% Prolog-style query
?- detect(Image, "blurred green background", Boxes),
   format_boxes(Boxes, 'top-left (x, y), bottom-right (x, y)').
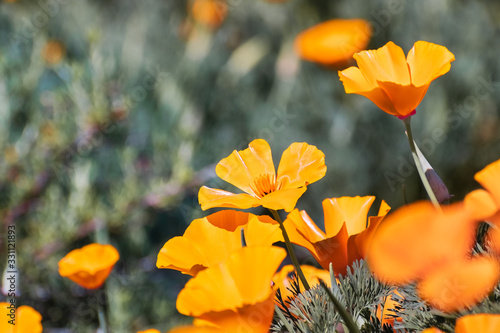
top-left (0, 0), bottom-right (499, 331)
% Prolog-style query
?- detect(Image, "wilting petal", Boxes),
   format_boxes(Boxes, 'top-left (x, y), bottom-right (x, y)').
top-left (418, 257), bottom-right (500, 313)
top-left (0, 304), bottom-right (43, 333)
top-left (475, 158), bottom-right (500, 206)
top-left (258, 186), bottom-right (308, 212)
top-left (455, 314), bottom-right (500, 333)
top-left (407, 41), bottom-right (455, 87)
top-left (354, 41), bottom-right (410, 86)
top-left (157, 211), bottom-right (281, 275)
top-left (177, 246), bottom-right (286, 316)
top-left (294, 19), bottom-right (372, 67)
top-left (368, 202), bottom-right (477, 285)
top-left (377, 81), bottom-right (429, 117)
top-left (199, 186), bottom-right (261, 211)
top-left (464, 189), bottom-right (498, 221)
top-left (58, 243), bottom-right (119, 289)
top-left (277, 142), bottom-right (326, 190)
top-left (323, 196), bottom-right (375, 236)
top-left (215, 139), bottom-right (276, 196)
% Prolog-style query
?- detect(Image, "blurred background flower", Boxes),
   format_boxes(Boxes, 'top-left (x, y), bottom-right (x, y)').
top-left (1, 0), bottom-right (500, 331)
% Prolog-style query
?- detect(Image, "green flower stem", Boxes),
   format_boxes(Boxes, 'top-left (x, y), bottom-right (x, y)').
top-left (403, 118), bottom-right (440, 209)
top-left (319, 280), bottom-right (361, 333)
top-left (269, 209), bottom-right (310, 291)
top-left (97, 298), bottom-right (108, 333)
top-left (274, 305), bottom-right (295, 332)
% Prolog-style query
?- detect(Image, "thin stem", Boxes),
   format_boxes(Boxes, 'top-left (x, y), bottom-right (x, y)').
top-left (319, 280), bottom-right (361, 333)
top-left (274, 305), bottom-right (295, 332)
top-left (269, 209), bottom-right (310, 290)
top-left (403, 118), bottom-right (440, 209)
top-left (97, 300), bottom-right (108, 333)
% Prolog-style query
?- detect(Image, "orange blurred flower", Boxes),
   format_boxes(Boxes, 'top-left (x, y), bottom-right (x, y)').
top-left (41, 40), bottom-right (66, 65)
top-left (0, 303), bottom-right (43, 333)
top-left (455, 313), bottom-right (500, 333)
top-left (137, 330), bottom-right (161, 333)
top-left (294, 19), bottom-right (372, 67)
top-left (339, 41), bottom-right (455, 118)
top-left (199, 139), bottom-right (326, 212)
top-left (156, 210), bottom-right (282, 276)
top-left (58, 243), bottom-right (119, 289)
top-left (168, 326), bottom-right (223, 333)
top-left (368, 202), bottom-right (500, 312)
top-left (283, 196), bottom-right (390, 275)
top-left (190, 0), bottom-right (227, 29)
top-left (176, 246), bottom-right (286, 332)
top-left (273, 264), bottom-right (331, 302)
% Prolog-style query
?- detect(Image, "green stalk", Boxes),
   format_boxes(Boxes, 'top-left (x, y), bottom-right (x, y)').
top-left (270, 209), bottom-right (310, 290)
top-left (274, 305), bottom-right (295, 332)
top-left (97, 299), bottom-right (108, 333)
top-left (319, 280), bottom-right (361, 333)
top-left (402, 118), bottom-right (440, 209)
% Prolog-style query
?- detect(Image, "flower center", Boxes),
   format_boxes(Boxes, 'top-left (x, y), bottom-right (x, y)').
top-left (251, 173), bottom-right (281, 198)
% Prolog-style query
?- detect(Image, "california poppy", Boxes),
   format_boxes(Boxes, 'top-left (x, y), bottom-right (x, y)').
top-left (455, 313), bottom-right (500, 333)
top-left (157, 210), bottom-right (282, 275)
top-left (339, 41), bottom-right (455, 118)
top-left (41, 40), bottom-right (66, 65)
top-left (58, 243), bottom-right (119, 289)
top-left (273, 264), bottom-right (331, 302)
top-left (283, 196), bottom-right (390, 275)
top-left (0, 304), bottom-right (43, 333)
top-left (176, 246), bottom-right (286, 332)
top-left (295, 19), bottom-right (372, 67)
top-left (190, 0), bottom-right (227, 29)
top-left (199, 139), bottom-right (326, 212)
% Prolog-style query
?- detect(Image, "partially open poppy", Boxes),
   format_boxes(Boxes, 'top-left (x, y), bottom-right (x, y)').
top-left (176, 246), bottom-right (286, 332)
top-left (455, 313), bottom-right (500, 333)
top-left (339, 41), bottom-right (455, 118)
top-left (283, 196), bottom-right (390, 275)
top-left (58, 243), bottom-right (119, 289)
top-left (295, 19), bottom-right (372, 67)
top-left (199, 139), bottom-right (326, 212)
top-left (157, 210), bottom-right (282, 275)
top-left (0, 303), bottom-right (43, 333)
top-left (273, 265), bottom-right (331, 303)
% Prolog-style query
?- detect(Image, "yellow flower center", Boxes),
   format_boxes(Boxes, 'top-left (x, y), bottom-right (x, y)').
top-left (251, 173), bottom-right (281, 198)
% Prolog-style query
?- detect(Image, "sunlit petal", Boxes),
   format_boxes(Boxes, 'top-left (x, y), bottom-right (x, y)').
top-left (475, 158), bottom-right (500, 206)
top-left (284, 209), bottom-right (326, 243)
top-left (277, 142), bottom-right (326, 189)
top-left (323, 196), bottom-right (375, 236)
top-left (0, 304), bottom-right (43, 333)
top-left (215, 139), bottom-right (275, 196)
top-left (377, 81), bottom-right (429, 117)
top-left (198, 186), bottom-right (261, 210)
top-left (273, 265), bottom-right (331, 302)
top-left (407, 41), bottom-right (455, 87)
top-left (464, 189), bottom-right (498, 220)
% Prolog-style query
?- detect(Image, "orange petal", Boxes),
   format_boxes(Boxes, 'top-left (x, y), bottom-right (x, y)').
top-left (485, 213), bottom-right (500, 256)
top-left (376, 81), bottom-right (429, 117)
top-left (421, 329), bottom-right (446, 333)
top-left (0, 304), bottom-right (43, 333)
top-left (168, 326), bottom-right (222, 333)
top-left (204, 210), bottom-right (256, 231)
top-left (407, 41), bottom-right (455, 87)
top-left (464, 189), bottom-right (498, 221)
top-left (294, 19), bottom-right (372, 66)
top-left (418, 257), bottom-right (500, 313)
top-left (367, 202), bottom-right (477, 285)
top-left (312, 223), bottom-right (350, 274)
top-left (190, 0), bottom-right (227, 29)
top-left (176, 246), bottom-right (286, 316)
top-left (258, 186), bottom-right (308, 212)
top-left (375, 289), bottom-right (403, 327)
top-left (284, 209), bottom-right (326, 243)
top-left (455, 314), bottom-right (500, 333)
top-left (215, 139), bottom-right (275, 196)
top-left (276, 142), bottom-right (326, 190)
top-left (475, 158), bottom-right (500, 206)
top-left (138, 329), bottom-right (161, 333)
top-left (58, 243), bottom-right (119, 289)
top-left (323, 196), bottom-right (375, 236)
top-left (353, 41), bottom-right (410, 86)
top-left (273, 265), bottom-right (331, 302)
top-left (198, 186), bottom-right (261, 211)
top-left (377, 200), bottom-right (391, 217)
top-left (348, 214), bottom-right (385, 263)
top-left (243, 215), bottom-right (283, 246)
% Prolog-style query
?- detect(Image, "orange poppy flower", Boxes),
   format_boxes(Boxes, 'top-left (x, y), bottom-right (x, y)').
top-left (199, 139), bottom-right (326, 212)
top-left (283, 196), bottom-right (390, 275)
top-left (273, 265), bottom-right (331, 302)
top-left (418, 256), bottom-right (500, 313)
top-left (58, 243), bottom-right (119, 289)
top-left (190, 0), bottom-right (227, 29)
top-left (455, 313), bottom-right (500, 333)
top-left (138, 330), bottom-right (161, 333)
top-left (156, 210), bottom-right (282, 276)
top-left (41, 40), bottom-right (66, 65)
top-left (0, 303), bottom-right (43, 333)
top-left (176, 246), bottom-right (286, 332)
top-left (294, 19), bottom-right (372, 67)
top-left (168, 326), bottom-right (223, 333)
top-left (339, 41), bottom-right (455, 118)
top-left (367, 202), bottom-right (478, 285)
